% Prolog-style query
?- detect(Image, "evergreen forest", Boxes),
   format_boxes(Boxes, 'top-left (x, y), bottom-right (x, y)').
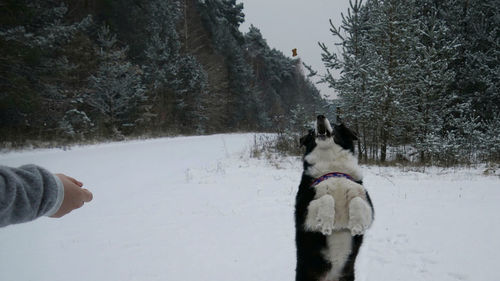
top-left (0, 0), bottom-right (323, 144)
top-left (1, 0), bottom-right (498, 165)
top-left (320, 0), bottom-right (499, 164)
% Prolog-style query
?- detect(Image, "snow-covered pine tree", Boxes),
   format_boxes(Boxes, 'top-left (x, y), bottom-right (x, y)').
top-left (451, 0), bottom-right (500, 123)
top-left (58, 109), bottom-right (94, 140)
top-left (85, 25), bottom-right (146, 138)
top-left (244, 25), bottom-right (292, 128)
top-left (369, 0), bottom-right (425, 162)
top-left (405, 0), bottom-right (459, 163)
top-left (447, 0), bottom-right (499, 163)
top-left (143, 0), bottom-right (208, 134)
top-left (319, 0), bottom-right (499, 164)
top-left (0, 0), bottom-right (92, 141)
top-left (407, 0), bottom-right (499, 164)
top-left (479, 114), bottom-right (500, 162)
top-left (196, 0), bottom-right (258, 130)
top-left (320, 0), bottom-right (380, 161)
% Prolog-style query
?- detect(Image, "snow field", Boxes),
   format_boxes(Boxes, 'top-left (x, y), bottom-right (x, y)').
top-left (0, 134), bottom-right (499, 281)
top-left (359, 166), bottom-right (500, 281)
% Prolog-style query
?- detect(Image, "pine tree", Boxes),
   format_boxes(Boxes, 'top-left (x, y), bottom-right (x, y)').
top-left (0, 0), bottom-right (92, 141)
top-left (451, 0), bottom-right (500, 122)
top-left (143, 0), bottom-right (208, 134)
top-left (320, 0), bottom-right (379, 160)
top-left (85, 25), bottom-right (146, 138)
top-left (397, 0), bottom-right (455, 162)
top-left (320, 0), bottom-right (499, 164)
top-left (196, 0), bottom-right (257, 130)
top-left (58, 109), bottom-right (94, 140)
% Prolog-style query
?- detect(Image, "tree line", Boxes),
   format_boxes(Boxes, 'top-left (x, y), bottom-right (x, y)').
top-left (0, 0), bottom-right (323, 146)
top-left (319, 0), bottom-right (499, 165)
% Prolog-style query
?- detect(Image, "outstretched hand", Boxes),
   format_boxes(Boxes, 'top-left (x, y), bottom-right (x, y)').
top-left (51, 174), bottom-right (93, 218)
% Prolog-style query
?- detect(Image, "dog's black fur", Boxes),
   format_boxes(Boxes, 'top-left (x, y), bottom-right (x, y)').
top-left (295, 116), bottom-right (373, 281)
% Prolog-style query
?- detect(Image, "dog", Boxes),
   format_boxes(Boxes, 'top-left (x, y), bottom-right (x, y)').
top-left (295, 115), bottom-right (374, 281)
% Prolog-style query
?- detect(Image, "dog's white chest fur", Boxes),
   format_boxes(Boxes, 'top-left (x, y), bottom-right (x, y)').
top-left (304, 138), bottom-right (362, 181)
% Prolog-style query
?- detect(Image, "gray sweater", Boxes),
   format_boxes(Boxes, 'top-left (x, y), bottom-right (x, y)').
top-left (0, 165), bottom-right (64, 227)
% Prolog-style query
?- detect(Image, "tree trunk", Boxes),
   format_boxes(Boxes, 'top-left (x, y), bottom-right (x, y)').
top-left (363, 124), bottom-right (368, 162)
top-left (356, 122), bottom-right (363, 161)
top-left (380, 128), bottom-right (387, 163)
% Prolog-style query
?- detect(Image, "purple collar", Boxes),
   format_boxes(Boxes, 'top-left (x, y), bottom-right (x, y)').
top-left (311, 172), bottom-right (356, 187)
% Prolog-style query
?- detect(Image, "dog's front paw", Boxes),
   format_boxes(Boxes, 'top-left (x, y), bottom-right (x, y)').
top-left (305, 195), bottom-right (335, 235)
top-left (349, 223), bottom-right (366, 236)
top-left (317, 200), bottom-right (335, 235)
top-left (348, 197), bottom-right (373, 236)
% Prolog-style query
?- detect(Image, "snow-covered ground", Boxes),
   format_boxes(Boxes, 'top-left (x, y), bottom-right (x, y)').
top-left (0, 134), bottom-right (499, 281)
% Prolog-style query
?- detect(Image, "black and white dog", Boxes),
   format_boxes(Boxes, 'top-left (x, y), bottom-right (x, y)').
top-left (295, 115), bottom-right (374, 281)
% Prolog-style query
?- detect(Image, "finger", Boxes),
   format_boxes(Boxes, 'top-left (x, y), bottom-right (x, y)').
top-left (81, 188), bottom-right (93, 202)
top-left (75, 200), bottom-right (84, 209)
top-left (67, 175), bottom-right (83, 187)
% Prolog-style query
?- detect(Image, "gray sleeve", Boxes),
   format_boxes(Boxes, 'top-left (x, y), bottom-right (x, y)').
top-left (0, 165), bottom-right (64, 227)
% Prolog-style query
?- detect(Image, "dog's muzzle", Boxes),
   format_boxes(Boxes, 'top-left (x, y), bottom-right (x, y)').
top-left (316, 115), bottom-right (332, 139)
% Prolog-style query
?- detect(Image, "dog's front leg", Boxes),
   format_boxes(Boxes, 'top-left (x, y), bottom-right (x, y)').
top-left (305, 195), bottom-right (335, 235)
top-left (347, 197), bottom-right (373, 235)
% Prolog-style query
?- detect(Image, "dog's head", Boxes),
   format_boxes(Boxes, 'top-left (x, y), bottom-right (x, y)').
top-left (300, 115), bottom-right (358, 155)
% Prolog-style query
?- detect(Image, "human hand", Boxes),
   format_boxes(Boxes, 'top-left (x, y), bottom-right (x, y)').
top-left (50, 174), bottom-right (93, 218)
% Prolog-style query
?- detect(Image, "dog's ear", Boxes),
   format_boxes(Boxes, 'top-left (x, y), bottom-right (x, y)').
top-left (299, 135), bottom-right (307, 147)
top-left (345, 126), bottom-right (358, 141)
top-left (333, 124), bottom-right (358, 153)
top-left (299, 129), bottom-right (315, 147)
top-left (335, 123), bottom-right (358, 141)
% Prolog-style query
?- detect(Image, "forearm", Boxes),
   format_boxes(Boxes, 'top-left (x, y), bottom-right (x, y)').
top-left (0, 165), bottom-right (64, 227)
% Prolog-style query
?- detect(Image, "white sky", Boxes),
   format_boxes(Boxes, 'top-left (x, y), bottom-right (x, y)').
top-left (238, 0), bottom-right (352, 99)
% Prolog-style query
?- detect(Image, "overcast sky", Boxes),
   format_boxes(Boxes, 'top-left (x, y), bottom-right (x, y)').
top-left (238, 0), bottom-right (352, 99)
